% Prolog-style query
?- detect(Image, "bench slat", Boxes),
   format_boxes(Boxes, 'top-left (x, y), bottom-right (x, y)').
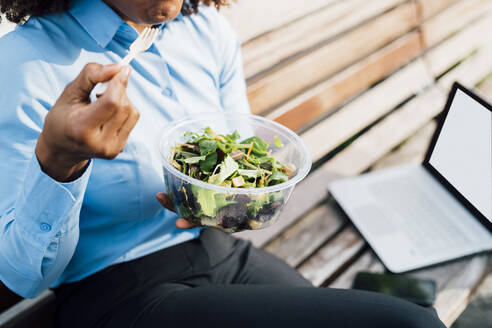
top-left (478, 74), bottom-right (492, 101)
top-left (222, 0), bottom-right (338, 43)
top-left (323, 87), bottom-right (446, 176)
top-left (264, 203), bottom-right (346, 267)
top-left (424, 15), bottom-right (492, 77)
top-left (302, 58), bottom-right (432, 163)
top-left (329, 250), bottom-right (385, 289)
top-left (411, 255), bottom-right (492, 327)
top-left (247, 2), bottom-right (419, 114)
top-left (297, 226), bottom-right (366, 287)
top-left (417, 0), bottom-right (461, 21)
top-left (269, 32), bottom-right (422, 131)
top-left (421, 0), bottom-right (491, 47)
top-left (438, 43), bottom-right (492, 90)
top-left (371, 121), bottom-right (438, 171)
top-left (241, 0), bottom-right (405, 79)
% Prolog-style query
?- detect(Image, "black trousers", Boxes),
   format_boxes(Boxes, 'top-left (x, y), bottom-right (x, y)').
top-left (54, 229), bottom-right (446, 328)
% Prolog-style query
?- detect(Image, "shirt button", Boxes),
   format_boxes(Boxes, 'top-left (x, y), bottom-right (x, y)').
top-left (162, 87), bottom-right (173, 98)
top-left (40, 223), bottom-right (52, 232)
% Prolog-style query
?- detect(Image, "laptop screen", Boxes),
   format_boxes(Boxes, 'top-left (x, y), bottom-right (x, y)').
top-left (428, 87), bottom-right (492, 222)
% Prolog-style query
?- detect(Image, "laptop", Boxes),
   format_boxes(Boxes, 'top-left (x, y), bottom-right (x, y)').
top-left (328, 82), bottom-right (492, 273)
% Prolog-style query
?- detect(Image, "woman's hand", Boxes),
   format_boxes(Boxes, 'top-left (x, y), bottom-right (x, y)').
top-left (35, 63), bottom-right (140, 182)
top-left (156, 192), bottom-right (198, 229)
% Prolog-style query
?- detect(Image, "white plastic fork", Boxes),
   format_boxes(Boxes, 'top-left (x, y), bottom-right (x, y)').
top-left (90, 25), bottom-right (160, 102)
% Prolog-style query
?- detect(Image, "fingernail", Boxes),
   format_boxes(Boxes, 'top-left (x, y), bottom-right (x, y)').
top-left (122, 65), bottom-right (131, 78)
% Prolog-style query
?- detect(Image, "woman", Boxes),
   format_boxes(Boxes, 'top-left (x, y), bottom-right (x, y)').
top-left (0, 0), bottom-right (447, 327)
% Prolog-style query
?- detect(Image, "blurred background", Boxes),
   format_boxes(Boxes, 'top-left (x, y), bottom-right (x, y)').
top-left (1, 0), bottom-right (491, 327)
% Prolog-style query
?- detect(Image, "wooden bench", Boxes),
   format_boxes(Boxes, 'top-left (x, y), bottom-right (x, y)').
top-left (1, 0), bottom-right (492, 326)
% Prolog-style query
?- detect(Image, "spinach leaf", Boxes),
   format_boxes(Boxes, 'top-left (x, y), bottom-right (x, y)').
top-left (199, 139), bottom-right (217, 156)
top-left (241, 136), bottom-right (270, 155)
top-left (200, 152), bottom-right (218, 172)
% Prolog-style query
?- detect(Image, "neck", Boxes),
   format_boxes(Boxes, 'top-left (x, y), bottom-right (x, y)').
top-left (103, 1), bottom-right (151, 34)
top-left (126, 21), bottom-right (151, 34)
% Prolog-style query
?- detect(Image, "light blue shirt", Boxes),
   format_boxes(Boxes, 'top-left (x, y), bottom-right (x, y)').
top-left (0, 0), bottom-right (250, 298)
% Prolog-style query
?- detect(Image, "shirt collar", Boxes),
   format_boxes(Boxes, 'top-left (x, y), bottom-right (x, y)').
top-left (69, 0), bottom-right (124, 48)
top-left (69, 0), bottom-right (183, 48)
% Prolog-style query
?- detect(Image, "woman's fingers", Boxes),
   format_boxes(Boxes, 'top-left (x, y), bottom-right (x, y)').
top-left (116, 102), bottom-right (140, 138)
top-left (156, 192), bottom-right (175, 212)
top-left (86, 66), bottom-right (132, 126)
top-left (156, 193), bottom-right (198, 229)
top-left (175, 218), bottom-right (198, 230)
top-left (66, 63), bottom-right (122, 102)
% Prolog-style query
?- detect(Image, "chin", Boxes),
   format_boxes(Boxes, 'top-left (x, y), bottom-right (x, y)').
top-left (145, 3), bottom-right (181, 24)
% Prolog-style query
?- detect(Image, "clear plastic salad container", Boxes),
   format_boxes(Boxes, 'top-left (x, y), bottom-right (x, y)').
top-left (159, 112), bottom-right (311, 233)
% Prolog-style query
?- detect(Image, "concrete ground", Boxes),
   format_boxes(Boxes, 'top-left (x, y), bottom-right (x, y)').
top-left (451, 271), bottom-right (492, 328)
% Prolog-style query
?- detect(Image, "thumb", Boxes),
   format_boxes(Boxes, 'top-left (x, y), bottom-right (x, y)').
top-left (100, 65), bottom-right (131, 103)
top-left (66, 63), bottom-right (122, 101)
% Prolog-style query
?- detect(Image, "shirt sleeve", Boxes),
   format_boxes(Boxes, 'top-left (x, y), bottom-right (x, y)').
top-left (0, 32), bottom-right (90, 298)
top-left (216, 11), bottom-right (251, 115)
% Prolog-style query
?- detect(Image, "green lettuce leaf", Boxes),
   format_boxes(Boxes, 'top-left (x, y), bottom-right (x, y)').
top-left (238, 169), bottom-right (260, 179)
top-left (183, 155), bottom-right (207, 164)
top-left (273, 135), bottom-right (284, 148)
top-left (191, 186), bottom-right (236, 217)
top-left (268, 171), bottom-right (289, 184)
top-left (209, 156), bottom-right (239, 185)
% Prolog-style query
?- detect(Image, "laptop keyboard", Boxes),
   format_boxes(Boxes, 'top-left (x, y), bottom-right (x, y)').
top-left (368, 177), bottom-right (470, 254)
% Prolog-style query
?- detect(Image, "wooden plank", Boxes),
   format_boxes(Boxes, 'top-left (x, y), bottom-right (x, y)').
top-left (301, 58), bottom-right (433, 163)
top-left (477, 74), bottom-right (492, 102)
top-left (324, 41), bottom-right (492, 176)
top-left (264, 203), bottom-right (346, 267)
top-left (236, 169), bottom-right (340, 247)
top-left (438, 43), bottom-right (492, 91)
top-left (410, 255), bottom-right (492, 326)
top-left (371, 121), bottom-right (437, 171)
top-left (247, 2), bottom-right (420, 114)
top-left (417, 0), bottom-right (461, 21)
top-left (324, 87), bottom-right (446, 176)
top-left (222, 0), bottom-right (337, 43)
top-left (242, 0), bottom-right (405, 79)
top-left (269, 32), bottom-right (422, 131)
top-left (329, 251), bottom-right (385, 289)
top-left (421, 0), bottom-right (492, 48)
top-left (297, 226), bottom-right (366, 287)
top-left (424, 15), bottom-right (492, 77)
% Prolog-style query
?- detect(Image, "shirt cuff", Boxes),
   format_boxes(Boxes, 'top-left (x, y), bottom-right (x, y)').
top-left (14, 155), bottom-right (92, 244)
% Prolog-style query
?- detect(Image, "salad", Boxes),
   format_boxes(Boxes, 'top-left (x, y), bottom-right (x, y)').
top-left (166, 127), bottom-right (296, 232)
